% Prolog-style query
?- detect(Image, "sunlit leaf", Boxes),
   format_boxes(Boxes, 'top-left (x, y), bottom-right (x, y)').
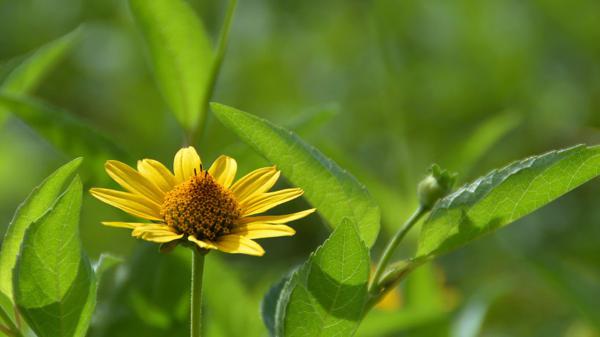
top-left (13, 177), bottom-right (96, 337)
top-left (0, 157), bottom-right (82, 303)
top-left (277, 219), bottom-right (370, 337)
top-left (417, 144), bottom-right (600, 258)
top-left (211, 103), bottom-right (381, 246)
top-left (129, 0), bottom-right (214, 131)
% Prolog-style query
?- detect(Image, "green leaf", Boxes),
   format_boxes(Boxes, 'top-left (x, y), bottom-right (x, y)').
top-left (417, 144), bottom-right (600, 258)
top-left (0, 157), bottom-right (82, 303)
top-left (277, 219), bottom-right (370, 337)
top-left (0, 27), bottom-right (81, 125)
top-left (211, 103), bottom-right (381, 247)
top-left (261, 270), bottom-right (296, 337)
top-left (129, 0), bottom-right (214, 131)
top-left (0, 94), bottom-right (128, 176)
top-left (13, 177), bottom-right (96, 337)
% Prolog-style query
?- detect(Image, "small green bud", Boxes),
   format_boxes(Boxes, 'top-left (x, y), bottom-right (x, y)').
top-left (417, 164), bottom-right (457, 210)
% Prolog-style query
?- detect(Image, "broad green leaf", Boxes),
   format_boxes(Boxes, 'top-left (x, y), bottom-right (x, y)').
top-left (277, 219), bottom-right (370, 337)
top-left (211, 103), bottom-right (381, 246)
top-left (0, 94), bottom-right (128, 177)
top-left (129, 0), bottom-right (214, 131)
top-left (0, 27), bottom-right (81, 125)
top-left (0, 157), bottom-right (82, 302)
top-left (417, 144), bottom-right (600, 258)
top-left (13, 177), bottom-right (96, 337)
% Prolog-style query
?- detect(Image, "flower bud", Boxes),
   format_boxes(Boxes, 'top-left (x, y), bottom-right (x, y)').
top-left (417, 164), bottom-right (456, 210)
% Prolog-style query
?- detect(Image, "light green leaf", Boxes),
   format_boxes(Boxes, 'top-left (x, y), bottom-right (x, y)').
top-left (0, 27), bottom-right (81, 125)
top-left (211, 103), bottom-right (381, 246)
top-left (277, 219), bottom-right (370, 337)
top-left (13, 177), bottom-right (96, 337)
top-left (0, 94), bottom-right (128, 176)
top-left (0, 157), bottom-right (82, 303)
top-left (129, 0), bottom-right (214, 131)
top-left (417, 144), bottom-right (600, 258)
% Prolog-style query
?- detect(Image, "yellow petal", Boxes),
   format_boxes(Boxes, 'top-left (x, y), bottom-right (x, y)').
top-left (230, 166), bottom-right (280, 203)
top-left (208, 155), bottom-right (237, 188)
top-left (137, 159), bottom-right (177, 193)
top-left (132, 226), bottom-right (183, 243)
top-left (101, 221), bottom-right (152, 229)
top-left (90, 188), bottom-right (162, 221)
top-left (215, 235), bottom-right (265, 256)
top-left (105, 160), bottom-right (164, 204)
top-left (173, 146), bottom-right (202, 183)
top-left (238, 208), bottom-right (316, 225)
top-left (241, 188), bottom-right (304, 216)
top-left (188, 236), bottom-right (219, 250)
top-left (231, 224), bottom-right (296, 239)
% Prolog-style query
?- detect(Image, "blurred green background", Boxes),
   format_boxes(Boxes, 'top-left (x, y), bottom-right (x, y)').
top-left (1, 0), bottom-right (600, 336)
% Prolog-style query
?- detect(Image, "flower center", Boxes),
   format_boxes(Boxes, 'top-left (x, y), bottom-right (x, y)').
top-left (160, 171), bottom-right (241, 241)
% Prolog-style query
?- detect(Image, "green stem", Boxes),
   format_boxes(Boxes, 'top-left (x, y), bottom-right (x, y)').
top-left (189, 0), bottom-right (238, 144)
top-left (190, 249), bottom-right (206, 337)
top-left (0, 305), bottom-right (22, 337)
top-left (369, 206), bottom-right (428, 293)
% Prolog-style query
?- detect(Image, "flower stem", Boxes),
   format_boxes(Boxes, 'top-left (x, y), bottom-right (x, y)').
top-left (190, 249), bottom-right (206, 337)
top-left (369, 206), bottom-right (428, 293)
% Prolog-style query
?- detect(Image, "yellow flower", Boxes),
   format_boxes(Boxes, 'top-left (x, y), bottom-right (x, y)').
top-left (90, 147), bottom-right (315, 256)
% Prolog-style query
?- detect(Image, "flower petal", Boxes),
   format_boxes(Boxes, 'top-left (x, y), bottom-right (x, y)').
top-left (230, 224), bottom-right (296, 239)
top-left (241, 188), bottom-right (304, 216)
top-left (230, 166), bottom-right (280, 202)
top-left (188, 236), bottom-right (219, 250)
top-left (137, 159), bottom-right (177, 193)
top-left (238, 208), bottom-right (316, 225)
top-left (132, 225), bottom-right (183, 243)
top-left (173, 146), bottom-right (202, 183)
top-left (208, 155), bottom-right (237, 188)
top-left (90, 188), bottom-right (162, 221)
top-left (101, 221), bottom-right (154, 229)
top-left (105, 160), bottom-right (164, 204)
top-left (215, 235), bottom-right (265, 256)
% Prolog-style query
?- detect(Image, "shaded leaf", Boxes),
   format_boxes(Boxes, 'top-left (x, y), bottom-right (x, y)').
top-left (0, 157), bottom-right (82, 302)
top-left (277, 219), bottom-right (370, 337)
top-left (211, 103), bottom-right (380, 246)
top-left (0, 27), bottom-right (81, 124)
top-left (13, 177), bottom-right (96, 337)
top-left (261, 269), bottom-right (296, 337)
top-left (417, 145), bottom-right (600, 258)
top-left (93, 254), bottom-right (123, 283)
top-left (0, 94), bottom-right (128, 178)
top-left (129, 0), bottom-right (214, 131)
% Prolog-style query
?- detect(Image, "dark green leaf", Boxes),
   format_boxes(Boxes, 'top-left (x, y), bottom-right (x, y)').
top-left (417, 145), bottom-right (600, 258)
top-left (129, 0), bottom-right (214, 131)
top-left (261, 269), bottom-right (296, 337)
top-left (13, 177), bottom-right (96, 337)
top-left (277, 219), bottom-right (370, 337)
top-left (211, 103), bottom-right (381, 246)
top-left (0, 157), bottom-right (82, 302)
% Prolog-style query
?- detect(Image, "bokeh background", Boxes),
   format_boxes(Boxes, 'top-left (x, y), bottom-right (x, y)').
top-left (1, 0), bottom-right (600, 336)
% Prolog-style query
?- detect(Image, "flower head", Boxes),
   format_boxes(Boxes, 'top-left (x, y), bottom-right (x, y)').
top-left (90, 147), bottom-right (315, 256)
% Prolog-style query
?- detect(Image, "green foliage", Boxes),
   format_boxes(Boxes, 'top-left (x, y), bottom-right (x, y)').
top-left (128, 0), bottom-right (214, 132)
top-left (0, 157), bottom-right (82, 303)
top-left (0, 27), bottom-right (81, 125)
top-left (211, 103), bottom-right (381, 247)
top-left (417, 145), bottom-right (600, 258)
top-left (0, 94), bottom-right (128, 178)
top-left (13, 177), bottom-right (96, 337)
top-left (274, 219), bottom-right (370, 337)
